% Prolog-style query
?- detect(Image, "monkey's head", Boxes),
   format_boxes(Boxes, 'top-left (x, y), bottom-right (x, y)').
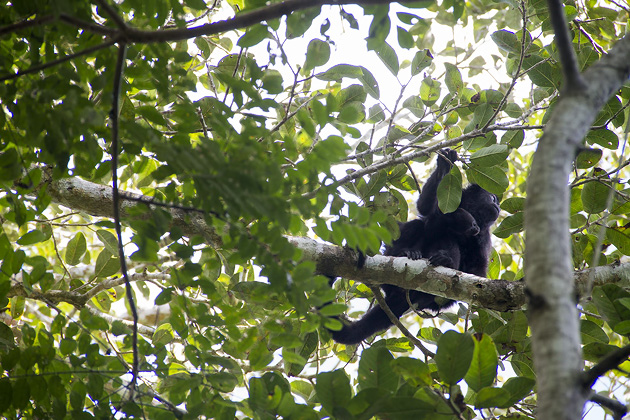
top-left (460, 184), bottom-right (500, 228)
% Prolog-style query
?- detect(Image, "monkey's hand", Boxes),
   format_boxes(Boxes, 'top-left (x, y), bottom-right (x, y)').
top-left (436, 148), bottom-right (458, 172)
top-left (391, 248), bottom-right (423, 260)
top-left (428, 251), bottom-right (457, 269)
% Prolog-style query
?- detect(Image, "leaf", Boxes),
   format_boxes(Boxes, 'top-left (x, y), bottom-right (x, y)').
top-left (0, 378), bottom-right (12, 413)
top-left (96, 230), bottom-right (119, 255)
top-left (575, 148), bottom-right (603, 169)
top-left (237, 23), bottom-right (270, 47)
top-left (374, 41), bottom-right (399, 75)
top-left (491, 30), bottom-right (520, 54)
top-left (437, 166), bottom-right (463, 213)
top-left (286, 7), bottom-right (320, 39)
top-left (581, 174), bottom-right (610, 214)
top-left (288, 332), bottom-right (318, 376)
top-left (153, 323), bottom-right (175, 346)
top-left (396, 26), bottom-right (414, 49)
top-left (317, 65), bottom-right (379, 99)
top-left (419, 77), bottom-right (441, 106)
top-left (493, 212), bottom-right (523, 238)
top-left (474, 387), bottom-right (510, 409)
top-left (304, 39), bottom-right (331, 72)
top-left (94, 249), bottom-right (120, 278)
top-left (591, 284), bottom-right (630, 329)
top-left (606, 226), bottom-right (630, 255)
top-left (500, 377), bottom-right (536, 407)
top-left (16, 230), bottom-right (47, 246)
top-left (522, 55), bottom-right (558, 88)
top-left (358, 346), bottom-right (398, 391)
top-left (464, 334), bottom-right (498, 392)
top-left (470, 144), bottom-right (509, 167)
top-left (411, 49), bottom-right (433, 75)
top-left (444, 63), bottom-right (463, 96)
top-left (261, 69), bottom-right (284, 94)
top-left (402, 96), bottom-right (424, 118)
top-left (500, 197), bottom-right (525, 214)
top-left (65, 232), bottom-right (87, 266)
top-left (435, 331), bottom-right (474, 385)
top-left (465, 166), bottom-right (509, 195)
top-left (315, 370), bottom-right (352, 414)
top-left (586, 129), bottom-right (619, 149)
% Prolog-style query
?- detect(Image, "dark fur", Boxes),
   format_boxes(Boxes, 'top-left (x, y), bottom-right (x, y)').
top-left (329, 149), bottom-right (500, 345)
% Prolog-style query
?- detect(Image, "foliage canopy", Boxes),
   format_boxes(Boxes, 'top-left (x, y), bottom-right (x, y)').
top-left (0, 0), bottom-right (629, 418)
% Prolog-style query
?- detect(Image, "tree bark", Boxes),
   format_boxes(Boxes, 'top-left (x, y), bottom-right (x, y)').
top-left (524, 34), bottom-right (630, 420)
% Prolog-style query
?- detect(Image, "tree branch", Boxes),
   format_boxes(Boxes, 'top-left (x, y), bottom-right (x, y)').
top-left (107, 41), bottom-right (139, 396)
top-left (546, 0), bottom-right (586, 91)
top-left (588, 392), bottom-right (628, 420)
top-left (524, 31), bottom-right (630, 420)
top-left (98, 0), bottom-right (427, 44)
top-left (369, 286), bottom-right (435, 358)
top-left (41, 175), bottom-right (630, 312)
top-left (582, 343), bottom-right (630, 389)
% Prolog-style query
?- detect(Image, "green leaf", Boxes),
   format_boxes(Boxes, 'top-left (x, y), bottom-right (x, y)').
top-left (358, 346), bottom-right (398, 391)
top-left (419, 77), bottom-right (441, 106)
top-left (500, 197), bottom-right (525, 214)
top-left (606, 226), bottom-right (630, 255)
top-left (396, 26), bottom-right (414, 49)
top-left (465, 166), bottom-right (509, 195)
top-left (435, 331), bottom-right (474, 385)
top-left (0, 377), bottom-right (12, 413)
top-left (493, 212), bottom-right (523, 238)
top-left (437, 166), bottom-right (463, 213)
top-left (315, 370), bottom-right (352, 414)
top-left (411, 49), bottom-right (433, 75)
top-left (94, 249), bottom-right (120, 278)
top-left (16, 229), bottom-right (47, 246)
top-left (474, 387), bottom-right (510, 409)
top-left (304, 39), bottom-right (331, 72)
top-left (153, 323), bottom-right (175, 346)
top-left (286, 7), bottom-right (320, 38)
top-left (500, 377), bottom-right (536, 407)
top-left (586, 129), bottom-right (619, 149)
top-left (237, 23), bottom-right (270, 48)
top-left (444, 63), bottom-right (463, 96)
top-left (374, 41), bottom-right (399, 75)
top-left (402, 96), bottom-right (424, 118)
top-left (288, 332), bottom-right (318, 376)
top-left (576, 148), bottom-right (603, 169)
top-left (592, 284), bottom-right (630, 329)
top-left (261, 69), bottom-right (284, 94)
top-left (464, 334), bottom-right (498, 392)
top-left (581, 176), bottom-right (610, 214)
top-left (96, 230), bottom-right (119, 255)
top-left (65, 232), bottom-right (87, 266)
top-left (522, 55), bottom-right (558, 88)
top-left (470, 144), bottom-right (509, 167)
top-left (491, 30), bottom-right (521, 54)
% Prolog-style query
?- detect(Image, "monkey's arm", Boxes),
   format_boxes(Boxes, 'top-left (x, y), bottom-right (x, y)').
top-left (417, 149), bottom-right (458, 216)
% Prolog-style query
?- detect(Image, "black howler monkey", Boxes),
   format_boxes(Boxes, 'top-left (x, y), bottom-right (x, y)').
top-left (329, 149), bottom-right (500, 345)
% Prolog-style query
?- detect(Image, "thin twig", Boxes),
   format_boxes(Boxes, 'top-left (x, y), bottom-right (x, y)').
top-left (582, 343), bottom-right (630, 389)
top-left (0, 39), bottom-right (117, 82)
top-left (588, 392), bottom-right (627, 420)
top-left (108, 40), bottom-right (140, 398)
top-left (546, 0), bottom-right (587, 91)
top-left (368, 286), bottom-right (435, 358)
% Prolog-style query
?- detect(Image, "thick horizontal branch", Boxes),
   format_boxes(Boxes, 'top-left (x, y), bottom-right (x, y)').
top-left (42, 172), bottom-right (222, 246)
top-left (42, 175), bottom-right (630, 311)
top-left (107, 0), bottom-right (422, 44)
top-left (290, 237), bottom-right (630, 312)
